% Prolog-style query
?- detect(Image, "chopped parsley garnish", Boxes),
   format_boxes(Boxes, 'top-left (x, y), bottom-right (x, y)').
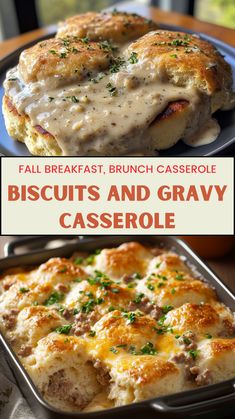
top-left (157, 274), bottom-right (168, 281)
top-left (156, 262), bottom-right (162, 268)
top-left (133, 293), bottom-right (145, 303)
top-left (44, 292), bottom-right (64, 306)
top-left (74, 257), bottom-right (84, 265)
top-left (106, 82), bottom-right (118, 96)
top-left (157, 282), bottom-right (164, 288)
top-left (140, 342), bottom-right (157, 355)
top-left (127, 283), bottom-right (136, 289)
top-left (188, 349), bottom-right (199, 360)
top-left (99, 40), bottom-right (117, 52)
top-left (73, 308), bottom-right (79, 315)
top-left (116, 344), bottom-right (127, 348)
top-left (73, 278), bottom-right (82, 283)
top-left (111, 288), bottom-right (120, 294)
top-left (59, 266), bottom-right (67, 273)
top-left (89, 330), bottom-right (96, 337)
top-left (19, 287), bottom-right (29, 293)
top-left (171, 288), bottom-right (176, 294)
top-left (80, 37), bottom-right (89, 44)
top-left (205, 333), bottom-right (212, 339)
top-left (80, 296), bottom-right (104, 313)
top-left (162, 305), bottom-right (174, 314)
top-left (110, 346), bottom-right (118, 354)
top-left (175, 273), bottom-right (184, 280)
top-left (129, 51), bottom-right (138, 64)
top-left (49, 49), bottom-right (57, 55)
top-left (132, 272), bottom-right (142, 280)
top-left (158, 315), bottom-right (166, 326)
top-left (108, 305), bottom-right (115, 312)
top-left (55, 324), bottom-right (72, 334)
top-left (183, 337), bottom-right (191, 345)
top-left (123, 312), bottom-right (137, 324)
top-left (175, 334), bottom-right (181, 339)
top-left (60, 52), bottom-right (67, 58)
top-left (109, 57), bottom-right (125, 73)
top-left (71, 96), bottom-right (79, 103)
top-left (170, 54), bottom-right (178, 58)
top-left (147, 284), bottom-right (155, 291)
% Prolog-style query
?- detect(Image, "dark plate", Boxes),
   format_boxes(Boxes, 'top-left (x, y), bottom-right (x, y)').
top-left (0, 25), bottom-right (234, 156)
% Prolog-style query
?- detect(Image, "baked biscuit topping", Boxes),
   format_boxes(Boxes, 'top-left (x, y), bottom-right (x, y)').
top-left (0, 242), bottom-right (234, 412)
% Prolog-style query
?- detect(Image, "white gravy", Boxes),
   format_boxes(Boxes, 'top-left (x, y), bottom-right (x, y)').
top-left (3, 50), bottom-right (231, 156)
top-left (183, 118), bottom-right (221, 147)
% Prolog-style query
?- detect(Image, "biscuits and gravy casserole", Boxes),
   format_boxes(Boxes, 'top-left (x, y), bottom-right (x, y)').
top-left (2, 10), bottom-right (235, 155)
top-left (0, 242), bottom-right (235, 412)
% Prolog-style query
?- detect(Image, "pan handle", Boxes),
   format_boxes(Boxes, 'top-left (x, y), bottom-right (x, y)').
top-left (4, 236), bottom-right (86, 257)
top-left (151, 382), bottom-right (235, 416)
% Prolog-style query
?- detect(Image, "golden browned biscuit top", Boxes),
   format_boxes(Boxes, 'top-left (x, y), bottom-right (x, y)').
top-left (19, 36), bottom-right (113, 83)
top-left (57, 11), bottom-right (157, 43)
top-left (126, 30), bottom-right (232, 94)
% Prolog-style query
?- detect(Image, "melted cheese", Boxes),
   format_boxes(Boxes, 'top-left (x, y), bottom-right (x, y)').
top-left (0, 242), bottom-right (234, 412)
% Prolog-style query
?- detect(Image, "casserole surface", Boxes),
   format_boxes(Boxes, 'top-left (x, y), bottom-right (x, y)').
top-left (0, 240), bottom-right (234, 413)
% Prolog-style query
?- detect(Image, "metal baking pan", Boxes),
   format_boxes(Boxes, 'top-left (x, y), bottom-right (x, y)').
top-left (0, 235), bottom-right (235, 419)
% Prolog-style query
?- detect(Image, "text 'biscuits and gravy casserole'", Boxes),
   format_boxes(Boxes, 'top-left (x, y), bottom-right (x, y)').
top-left (0, 242), bottom-right (235, 412)
top-left (2, 11), bottom-right (235, 156)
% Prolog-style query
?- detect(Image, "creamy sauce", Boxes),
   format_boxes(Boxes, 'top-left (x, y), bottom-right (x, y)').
top-left (183, 118), bottom-right (221, 147)
top-left (3, 47), bottom-right (230, 156)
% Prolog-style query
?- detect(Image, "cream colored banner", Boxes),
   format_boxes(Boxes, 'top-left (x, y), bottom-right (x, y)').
top-left (1, 157), bottom-right (234, 235)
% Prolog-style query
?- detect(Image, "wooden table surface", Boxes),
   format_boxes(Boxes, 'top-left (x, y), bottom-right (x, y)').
top-left (0, 236), bottom-right (234, 294)
top-left (0, 1), bottom-right (234, 60)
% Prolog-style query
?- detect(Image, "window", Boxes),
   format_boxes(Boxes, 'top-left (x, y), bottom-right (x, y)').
top-left (36, 0), bottom-right (121, 26)
top-left (195, 0), bottom-right (235, 29)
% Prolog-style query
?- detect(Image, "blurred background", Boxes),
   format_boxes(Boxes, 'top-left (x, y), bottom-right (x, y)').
top-left (0, 0), bottom-right (234, 41)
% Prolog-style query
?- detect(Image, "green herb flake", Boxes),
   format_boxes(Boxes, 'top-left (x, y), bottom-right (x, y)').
top-left (170, 54), bottom-right (178, 58)
top-left (188, 349), bottom-right (199, 360)
top-left (106, 82), bottom-right (118, 96)
top-left (175, 274), bottom-right (184, 281)
top-left (71, 96), bottom-right (79, 103)
top-left (55, 324), bottom-right (72, 335)
top-left (133, 293), bottom-right (145, 304)
top-left (162, 305), bottom-right (174, 314)
top-left (59, 266), bottom-right (67, 273)
top-left (44, 292), bottom-right (64, 306)
top-left (129, 51), bottom-right (138, 64)
top-left (89, 330), bottom-right (96, 337)
top-left (110, 346), bottom-right (118, 354)
top-left (205, 333), bottom-right (212, 339)
top-left (171, 288), bottom-right (176, 295)
top-left (49, 49), bottom-right (57, 55)
top-left (48, 96), bottom-right (54, 102)
top-left (123, 312), bottom-right (136, 324)
top-left (175, 334), bottom-right (181, 339)
top-left (108, 305), bottom-right (115, 312)
top-left (140, 341), bottom-right (157, 355)
top-left (81, 37), bottom-right (89, 44)
top-left (19, 287), bottom-right (29, 293)
top-left (74, 257), bottom-right (84, 265)
top-left (147, 284), bottom-right (155, 291)
top-left (183, 337), bottom-right (191, 345)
